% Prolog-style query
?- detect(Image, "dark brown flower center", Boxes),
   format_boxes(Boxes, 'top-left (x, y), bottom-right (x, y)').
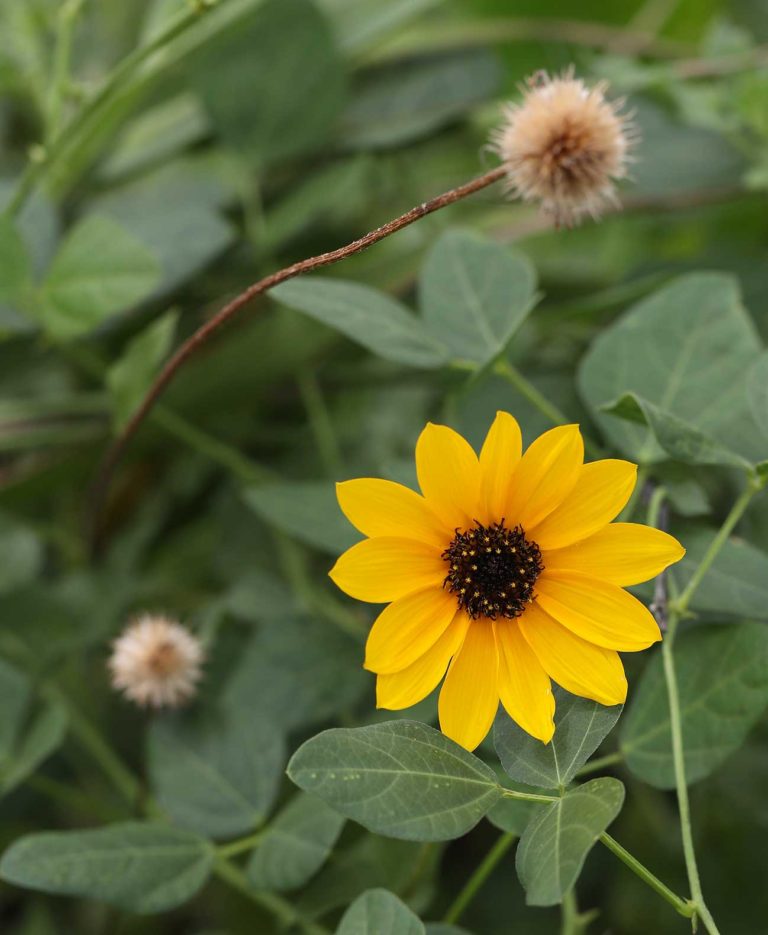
top-left (442, 520), bottom-right (543, 620)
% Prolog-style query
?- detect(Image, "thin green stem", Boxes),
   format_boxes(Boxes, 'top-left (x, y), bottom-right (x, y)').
top-left (674, 481), bottom-right (760, 614)
top-left (297, 370), bottom-right (344, 478)
top-left (575, 751), bottom-right (623, 778)
top-left (501, 788), bottom-right (557, 804)
top-left (213, 858), bottom-right (330, 935)
top-left (46, 687), bottom-right (140, 806)
top-left (661, 611), bottom-right (721, 934)
top-left (646, 483), bottom-right (667, 530)
top-left (151, 407), bottom-right (267, 485)
top-left (47, 0), bottom-right (85, 141)
top-left (5, 0), bottom-right (223, 216)
top-left (599, 833), bottom-right (694, 918)
top-left (217, 830), bottom-right (266, 859)
top-left (493, 358), bottom-right (602, 457)
top-left (443, 831), bottom-right (517, 924)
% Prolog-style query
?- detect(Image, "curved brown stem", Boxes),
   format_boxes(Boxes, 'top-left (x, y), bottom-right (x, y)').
top-left (87, 165), bottom-right (507, 540)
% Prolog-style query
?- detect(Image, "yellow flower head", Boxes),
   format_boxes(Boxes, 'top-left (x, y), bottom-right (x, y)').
top-left (330, 413), bottom-right (685, 751)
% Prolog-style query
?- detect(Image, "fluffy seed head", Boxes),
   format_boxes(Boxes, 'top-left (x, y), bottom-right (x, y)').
top-left (108, 614), bottom-right (204, 709)
top-left (491, 70), bottom-right (634, 226)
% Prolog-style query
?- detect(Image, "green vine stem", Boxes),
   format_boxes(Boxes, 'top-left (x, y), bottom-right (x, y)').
top-left (443, 831), bottom-right (517, 924)
top-left (600, 833), bottom-right (694, 918)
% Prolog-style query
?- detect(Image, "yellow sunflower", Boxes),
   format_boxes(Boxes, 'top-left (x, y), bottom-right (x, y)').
top-left (329, 413), bottom-right (685, 751)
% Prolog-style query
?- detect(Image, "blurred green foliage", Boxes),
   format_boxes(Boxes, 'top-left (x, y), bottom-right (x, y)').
top-left (1, 0), bottom-right (768, 933)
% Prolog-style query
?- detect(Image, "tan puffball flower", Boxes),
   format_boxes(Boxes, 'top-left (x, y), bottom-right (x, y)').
top-left (491, 70), bottom-right (634, 227)
top-left (108, 615), bottom-right (204, 709)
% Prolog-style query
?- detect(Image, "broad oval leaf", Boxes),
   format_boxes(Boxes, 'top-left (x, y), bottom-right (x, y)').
top-left (287, 720), bottom-right (502, 841)
top-left (620, 623), bottom-right (768, 788)
top-left (273, 277), bottom-right (448, 368)
top-left (419, 229), bottom-right (537, 367)
top-left (674, 526), bottom-right (768, 619)
top-left (494, 689), bottom-right (622, 790)
top-left (243, 481), bottom-right (359, 554)
top-left (148, 707), bottom-right (285, 839)
top-left (248, 793), bottom-right (345, 892)
top-left (336, 888), bottom-right (424, 935)
top-left (39, 215), bottom-right (159, 340)
top-left (0, 823), bottom-right (214, 913)
top-left (578, 273), bottom-right (765, 465)
top-left (516, 778), bottom-right (625, 906)
top-left (747, 351), bottom-right (768, 441)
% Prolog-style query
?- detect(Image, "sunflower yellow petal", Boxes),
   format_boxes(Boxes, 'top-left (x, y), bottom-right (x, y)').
top-left (376, 612), bottom-right (470, 709)
top-left (528, 460), bottom-right (637, 550)
top-left (479, 411), bottom-right (523, 523)
top-left (416, 422), bottom-right (482, 529)
top-left (329, 537), bottom-right (445, 603)
top-left (336, 478), bottom-right (448, 548)
top-left (505, 424), bottom-right (584, 530)
top-left (438, 622), bottom-right (499, 751)
top-left (520, 602), bottom-right (627, 706)
top-left (535, 571), bottom-right (661, 651)
top-left (494, 619), bottom-right (554, 743)
top-left (365, 586), bottom-right (458, 674)
top-left (543, 523), bottom-right (685, 586)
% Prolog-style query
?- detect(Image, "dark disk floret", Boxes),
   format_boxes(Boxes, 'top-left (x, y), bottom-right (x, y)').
top-left (442, 520), bottom-right (543, 620)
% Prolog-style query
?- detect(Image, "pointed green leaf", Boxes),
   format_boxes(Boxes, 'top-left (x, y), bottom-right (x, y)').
top-left (40, 216), bottom-right (159, 339)
top-left (0, 215), bottom-right (32, 304)
top-left (621, 623), bottom-right (768, 788)
top-left (0, 823), bottom-right (214, 913)
top-left (287, 720), bottom-right (502, 841)
top-left (247, 793), bottom-right (345, 892)
top-left (578, 273), bottom-right (765, 465)
top-left (419, 229), bottom-right (537, 367)
top-left (273, 277), bottom-right (448, 368)
top-left (602, 392), bottom-right (753, 470)
top-left (0, 699), bottom-right (68, 796)
top-left (494, 690), bottom-right (622, 790)
top-left (336, 888), bottom-right (424, 935)
top-left (148, 707), bottom-right (285, 839)
top-left (107, 311), bottom-right (177, 429)
top-left (516, 778), bottom-right (624, 906)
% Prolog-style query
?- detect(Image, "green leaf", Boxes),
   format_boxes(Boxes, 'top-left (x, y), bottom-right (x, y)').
top-left (187, 0), bottom-right (345, 164)
top-left (674, 526), bottom-right (768, 619)
top-left (297, 835), bottom-right (431, 919)
top-left (242, 482), bottom-right (359, 554)
top-left (0, 658), bottom-right (31, 760)
top-left (0, 700), bottom-right (68, 796)
top-left (148, 707), bottom-right (285, 839)
top-left (419, 229), bottom-right (537, 367)
top-left (516, 778), bottom-right (625, 906)
top-left (0, 513), bottom-right (43, 594)
top-left (620, 623), bottom-right (768, 789)
top-left (223, 617), bottom-right (368, 732)
top-left (0, 215), bottom-right (32, 303)
top-left (39, 216), bottom-right (159, 340)
top-left (247, 793), bottom-right (345, 892)
top-left (287, 720), bottom-right (502, 841)
top-left (272, 278), bottom-right (448, 369)
top-left (424, 926), bottom-right (472, 935)
top-left (746, 351), bottom-right (768, 441)
top-left (107, 311), bottom-right (177, 430)
top-left (578, 273), bottom-right (765, 465)
top-left (336, 888), bottom-right (424, 935)
top-left (494, 690), bottom-right (622, 790)
top-left (602, 392), bottom-right (753, 471)
top-left (0, 823), bottom-right (214, 913)
top-left (339, 50), bottom-right (499, 149)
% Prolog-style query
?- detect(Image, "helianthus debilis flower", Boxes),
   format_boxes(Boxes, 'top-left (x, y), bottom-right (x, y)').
top-left (330, 413), bottom-right (684, 751)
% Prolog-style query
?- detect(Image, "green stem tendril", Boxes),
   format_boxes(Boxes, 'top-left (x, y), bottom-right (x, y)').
top-left (493, 358), bottom-right (603, 457)
top-left (443, 831), bottom-right (517, 924)
top-left (600, 833), bottom-right (694, 918)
